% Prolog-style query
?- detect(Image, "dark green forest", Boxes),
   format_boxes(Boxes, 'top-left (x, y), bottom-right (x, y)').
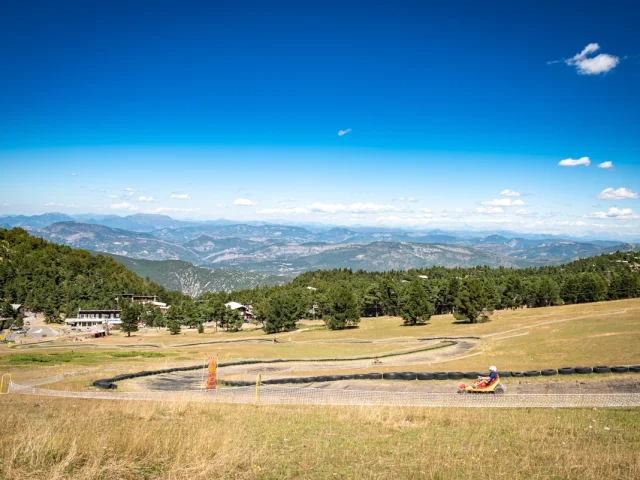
top-left (201, 249), bottom-right (640, 330)
top-left (1, 227), bottom-right (639, 333)
top-left (0, 228), bottom-right (186, 319)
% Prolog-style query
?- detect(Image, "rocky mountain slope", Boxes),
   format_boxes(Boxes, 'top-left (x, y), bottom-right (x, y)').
top-left (7, 215), bottom-right (636, 279)
top-left (104, 254), bottom-right (287, 296)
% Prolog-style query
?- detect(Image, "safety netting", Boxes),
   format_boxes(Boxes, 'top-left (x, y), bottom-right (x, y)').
top-left (7, 381), bottom-right (640, 408)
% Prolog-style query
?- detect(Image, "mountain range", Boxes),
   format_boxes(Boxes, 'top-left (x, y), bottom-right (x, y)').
top-left (2, 213), bottom-right (637, 295)
top-left (102, 254), bottom-right (287, 297)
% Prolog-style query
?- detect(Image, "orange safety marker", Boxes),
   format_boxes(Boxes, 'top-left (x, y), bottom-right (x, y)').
top-left (206, 355), bottom-right (218, 390)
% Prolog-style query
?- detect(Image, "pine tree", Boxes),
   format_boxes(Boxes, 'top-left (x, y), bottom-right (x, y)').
top-left (456, 278), bottom-right (489, 323)
top-left (264, 293), bottom-right (300, 334)
top-left (327, 286), bottom-right (360, 330)
top-left (400, 280), bottom-right (434, 325)
top-left (166, 306), bottom-right (181, 335)
top-left (120, 303), bottom-right (140, 337)
top-left (227, 309), bottom-right (243, 332)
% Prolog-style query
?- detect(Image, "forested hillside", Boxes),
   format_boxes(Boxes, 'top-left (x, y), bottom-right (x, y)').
top-left (0, 228), bottom-right (186, 317)
top-left (201, 250), bottom-right (640, 330)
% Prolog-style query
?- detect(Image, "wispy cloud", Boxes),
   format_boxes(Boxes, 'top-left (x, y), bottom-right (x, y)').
top-left (108, 195), bottom-right (118, 199)
top-left (558, 157), bottom-right (590, 167)
top-left (597, 187), bottom-right (639, 200)
top-left (440, 208), bottom-right (468, 218)
top-left (565, 43), bottom-right (620, 75)
top-left (216, 204), bottom-right (225, 208)
top-left (475, 206), bottom-right (505, 215)
top-left (481, 198), bottom-right (525, 207)
top-left (170, 193), bottom-right (190, 199)
top-left (500, 189), bottom-right (521, 197)
top-left (68, 173), bottom-right (77, 177)
top-left (515, 209), bottom-right (537, 217)
top-left (108, 202), bottom-right (138, 211)
top-left (309, 202), bottom-right (404, 214)
top-left (597, 161), bottom-right (614, 169)
top-left (585, 207), bottom-right (639, 219)
top-left (338, 128), bottom-right (352, 137)
top-left (233, 198), bottom-right (257, 206)
top-left (44, 203), bottom-right (78, 208)
top-left (138, 196), bottom-right (155, 202)
top-left (257, 207), bottom-right (310, 215)
top-left (123, 187), bottom-right (136, 197)
top-left (143, 207), bottom-right (200, 214)
top-left (394, 196), bottom-right (419, 202)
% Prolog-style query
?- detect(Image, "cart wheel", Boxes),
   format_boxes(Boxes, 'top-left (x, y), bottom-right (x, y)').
top-left (494, 384), bottom-right (505, 395)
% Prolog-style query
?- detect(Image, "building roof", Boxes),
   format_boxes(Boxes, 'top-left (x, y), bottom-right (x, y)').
top-left (78, 309), bottom-right (121, 312)
top-left (65, 318), bottom-right (122, 324)
top-left (11, 304), bottom-right (23, 310)
top-left (225, 301), bottom-right (247, 310)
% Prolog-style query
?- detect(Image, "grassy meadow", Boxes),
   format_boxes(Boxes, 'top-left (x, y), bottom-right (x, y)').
top-left (1, 395), bottom-right (638, 480)
top-left (1, 299), bottom-right (639, 479)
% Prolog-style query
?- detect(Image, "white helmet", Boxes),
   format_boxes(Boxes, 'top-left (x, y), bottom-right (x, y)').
top-left (489, 366), bottom-right (497, 372)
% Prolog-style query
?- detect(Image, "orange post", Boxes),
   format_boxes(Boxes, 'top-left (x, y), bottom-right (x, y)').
top-left (206, 355), bottom-right (218, 390)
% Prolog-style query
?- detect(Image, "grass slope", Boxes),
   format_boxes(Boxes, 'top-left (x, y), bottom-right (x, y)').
top-left (0, 397), bottom-right (638, 479)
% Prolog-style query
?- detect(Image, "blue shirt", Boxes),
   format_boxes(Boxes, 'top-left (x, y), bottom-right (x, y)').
top-left (489, 371), bottom-right (498, 383)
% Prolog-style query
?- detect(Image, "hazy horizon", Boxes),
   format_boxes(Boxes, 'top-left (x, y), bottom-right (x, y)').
top-left (2, 2), bottom-right (639, 237)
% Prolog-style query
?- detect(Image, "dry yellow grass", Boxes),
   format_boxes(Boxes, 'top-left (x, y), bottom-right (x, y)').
top-left (3, 298), bottom-right (640, 386)
top-left (0, 395), bottom-right (638, 480)
top-left (1, 300), bottom-right (639, 479)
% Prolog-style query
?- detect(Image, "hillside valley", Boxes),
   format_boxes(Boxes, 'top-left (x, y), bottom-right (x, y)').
top-left (2, 214), bottom-right (637, 295)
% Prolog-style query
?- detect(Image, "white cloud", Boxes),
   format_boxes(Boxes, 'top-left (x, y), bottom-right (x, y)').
top-left (394, 196), bottom-right (419, 202)
top-left (68, 173), bottom-right (77, 177)
top-left (109, 202), bottom-right (138, 211)
top-left (122, 187), bottom-right (136, 197)
top-left (565, 43), bottom-right (620, 75)
top-left (500, 189), bottom-right (521, 197)
top-left (475, 207), bottom-right (505, 215)
top-left (597, 161), bottom-right (613, 169)
top-left (216, 204), bottom-right (225, 208)
top-left (338, 128), bottom-right (352, 136)
top-left (375, 215), bottom-right (436, 226)
top-left (257, 207), bottom-right (310, 215)
top-left (44, 203), bottom-right (78, 208)
top-left (515, 209), bottom-right (537, 217)
top-left (558, 157), bottom-right (591, 167)
top-left (143, 207), bottom-right (200, 214)
top-left (584, 207), bottom-right (639, 220)
top-left (170, 193), bottom-right (190, 199)
top-left (233, 198), bottom-right (257, 206)
top-left (597, 187), bottom-right (639, 201)
top-left (309, 202), bottom-right (404, 214)
top-left (108, 195), bottom-right (118, 199)
top-left (481, 198), bottom-right (525, 207)
top-left (138, 196), bottom-right (155, 202)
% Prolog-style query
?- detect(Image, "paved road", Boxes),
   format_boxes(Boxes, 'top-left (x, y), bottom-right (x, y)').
top-left (26, 325), bottom-right (59, 339)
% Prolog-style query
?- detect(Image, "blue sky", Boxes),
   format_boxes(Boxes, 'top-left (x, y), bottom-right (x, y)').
top-left (1, 0), bottom-right (639, 237)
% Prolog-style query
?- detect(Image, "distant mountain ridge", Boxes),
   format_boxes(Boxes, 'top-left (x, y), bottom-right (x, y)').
top-left (3, 214), bottom-right (637, 285)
